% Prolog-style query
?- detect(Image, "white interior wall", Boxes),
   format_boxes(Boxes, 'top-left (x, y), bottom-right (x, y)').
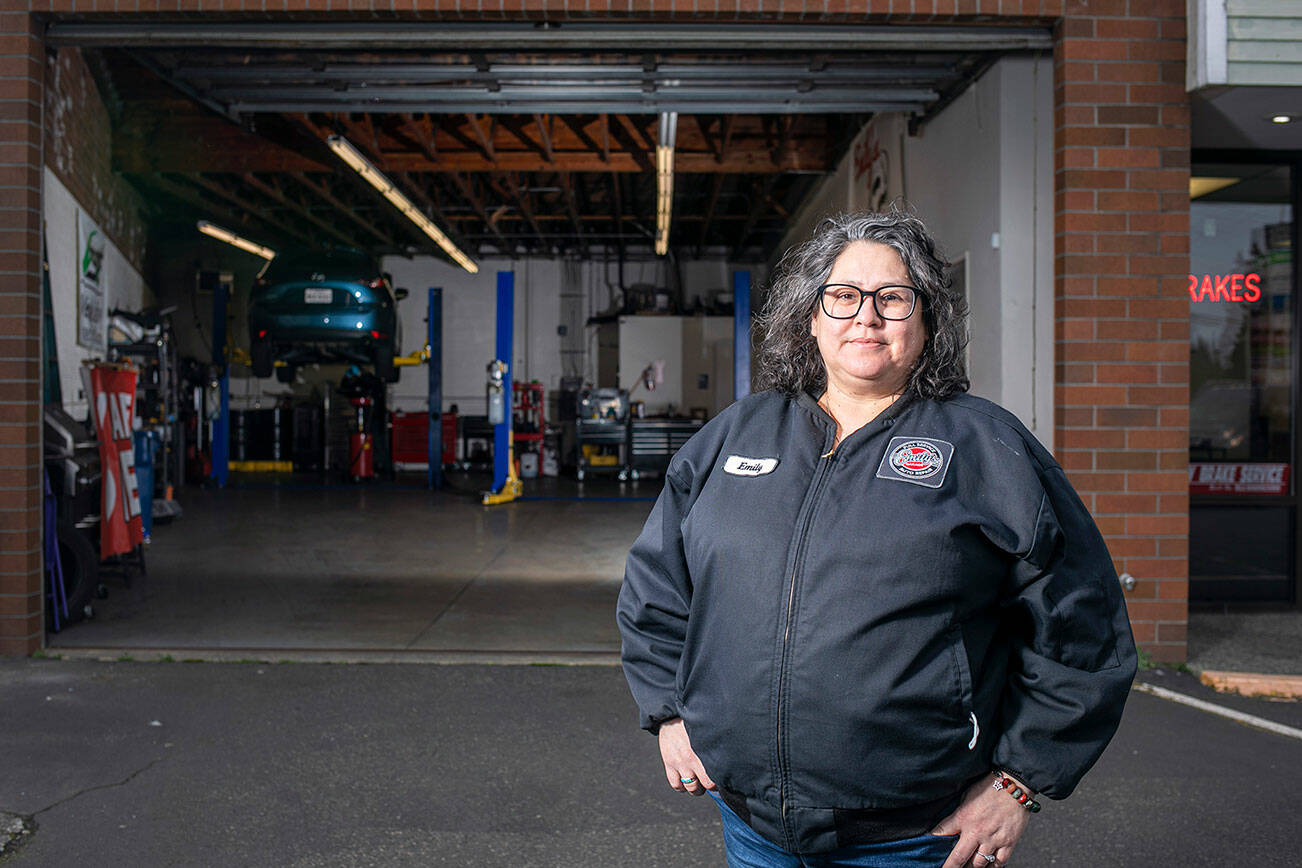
top-left (906, 54), bottom-right (1053, 449)
top-left (43, 167), bottom-right (151, 419)
top-left (765, 56), bottom-right (1055, 450)
top-left (1006, 55), bottom-right (1055, 449)
top-left (900, 69), bottom-right (1004, 408)
top-left (375, 253), bottom-right (753, 417)
top-left (619, 317), bottom-right (684, 414)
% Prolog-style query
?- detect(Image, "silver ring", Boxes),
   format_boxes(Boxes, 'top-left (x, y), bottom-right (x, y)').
top-left (977, 853), bottom-right (998, 866)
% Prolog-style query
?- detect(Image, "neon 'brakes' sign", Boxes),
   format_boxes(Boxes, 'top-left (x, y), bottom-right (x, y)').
top-left (1188, 273), bottom-right (1262, 303)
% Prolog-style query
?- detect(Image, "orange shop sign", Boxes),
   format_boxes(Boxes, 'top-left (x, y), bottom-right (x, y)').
top-left (1188, 273), bottom-right (1262, 303)
top-left (1189, 462), bottom-right (1289, 495)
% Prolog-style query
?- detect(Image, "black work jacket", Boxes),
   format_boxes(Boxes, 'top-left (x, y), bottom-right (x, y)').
top-left (617, 389), bottom-right (1137, 854)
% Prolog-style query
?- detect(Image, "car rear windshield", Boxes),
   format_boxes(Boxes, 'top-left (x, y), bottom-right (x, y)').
top-left (263, 249), bottom-right (379, 284)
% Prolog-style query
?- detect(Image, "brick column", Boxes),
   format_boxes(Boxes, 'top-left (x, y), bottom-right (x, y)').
top-left (1056, 1), bottom-right (1190, 662)
top-left (0, 11), bottom-right (45, 656)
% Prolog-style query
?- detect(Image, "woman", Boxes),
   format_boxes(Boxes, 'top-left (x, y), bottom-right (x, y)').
top-left (617, 210), bottom-right (1136, 868)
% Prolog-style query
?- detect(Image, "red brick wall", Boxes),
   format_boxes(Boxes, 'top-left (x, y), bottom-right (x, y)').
top-left (1056, 0), bottom-right (1190, 662)
top-left (0, 12), bottom-right (45, 656)
top-left (46, 47), bottom-right (148, 271)
top-left (2, 1), bottom-right (1191, 662)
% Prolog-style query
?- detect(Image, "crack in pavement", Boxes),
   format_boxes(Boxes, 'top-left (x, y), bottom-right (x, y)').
top-left (2, 758), bottom-right (165, 859)
top-left (33, 758), bottom-right (165, 817)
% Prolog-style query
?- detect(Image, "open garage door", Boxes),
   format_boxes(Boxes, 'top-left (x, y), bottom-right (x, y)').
top-left (41, 19), bottom-right (1049, 658)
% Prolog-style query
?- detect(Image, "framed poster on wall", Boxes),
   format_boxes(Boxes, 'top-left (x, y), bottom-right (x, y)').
top-left (77, 209), bottom-right (106, 352)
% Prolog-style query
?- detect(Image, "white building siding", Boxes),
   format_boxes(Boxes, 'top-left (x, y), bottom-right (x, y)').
top-left (1192, 0), bottom-right (1302, 88)
top-left (1228, 2), bottom-right (1302, 86)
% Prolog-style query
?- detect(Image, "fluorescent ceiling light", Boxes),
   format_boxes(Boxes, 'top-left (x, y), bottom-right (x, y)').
top-left (327, 134), bottom-right (479, 274)
top-left (1271, 115), bottom-right (1292, 124)
top-left (654, 112), bottom-right (678, 257)
top-left (197, 220), bottom-right (276, 260)
top-left (1189, 177), bottom-right (1239, 200)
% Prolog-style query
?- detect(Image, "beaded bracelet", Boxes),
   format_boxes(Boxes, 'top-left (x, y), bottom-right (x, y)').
top-left (992, 773), bottom-right (1042, 813)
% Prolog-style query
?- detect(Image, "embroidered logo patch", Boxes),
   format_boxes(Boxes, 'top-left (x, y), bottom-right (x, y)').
top-left (876, 437), bottom-right (954, 489)
top-left (723, 455), bottom-right (779, 477)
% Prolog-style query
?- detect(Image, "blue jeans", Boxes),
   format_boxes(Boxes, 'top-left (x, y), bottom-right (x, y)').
top-left (712, 792), bottom-right (958, 868)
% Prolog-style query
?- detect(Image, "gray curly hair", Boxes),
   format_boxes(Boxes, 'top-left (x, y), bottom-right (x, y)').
top-left (755, 209), bottom-right (969, 400)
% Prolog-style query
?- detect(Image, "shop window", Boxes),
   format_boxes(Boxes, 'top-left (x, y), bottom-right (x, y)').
top-left (1189, 162), bottom-right (1294, 602)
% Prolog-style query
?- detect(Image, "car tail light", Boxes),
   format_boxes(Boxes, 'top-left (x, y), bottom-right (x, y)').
top-left (258, 329), bottom-right (267, 339)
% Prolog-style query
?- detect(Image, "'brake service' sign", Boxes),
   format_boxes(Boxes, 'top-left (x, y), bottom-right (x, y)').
top-left (1189, 462), bottom-right (1289, 495)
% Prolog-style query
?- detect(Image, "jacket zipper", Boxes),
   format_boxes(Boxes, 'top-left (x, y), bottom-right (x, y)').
top-left (775, 435), bottom-right (838, 845)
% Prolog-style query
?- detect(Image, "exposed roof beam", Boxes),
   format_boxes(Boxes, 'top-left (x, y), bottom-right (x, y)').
top-left (463, 113), bottom-right (496, 162)
top-left (697, 173), bottom-right (725, 256)
top-left (732, 174), bottom-right (779, 260)
top-left (559, 171), bottom-right (583, 245)
top-left (400, 113), bottom-right (438, 163)
top-left (764, 191), bottom-right (791, 220)
top-left (123, 48), bottom-right (242, 124)
top-left (134, 173), bottom-right (315, 248)
top-left (242, 171), bottom-right (362, 249)
top-left (445, 171), bottom-right (512, 254)
top-left (396, 171), bottom-right (479, 258)
top-left (607, 116), bottom-right (653, 173)
top-left (341, 115), bottom-right (383, 160)
top-left (290, 171), bottom-right (398, 248)
top-left (608, 173), bottom-right (624, 257)
top-left (533, 114), bottom-right (555, 164)
top-left (697, 115), bottom-right (720, 165)
top-left (616, 114), bottom-right (655, 152)
top-left (487, 173), bottom-right (545, 247)
top-left (184, 173), bottom-right (319, 243)
top-left (772, 115), bottom-right (795, 167)
top-left (122, 146), bottom-right (828, 174)
top-left (440, 211), bottom-right (775, 225)
top-left (498, 116), bottom-right (549, 163)
top-left (557, 114), bottom-right (605, 166)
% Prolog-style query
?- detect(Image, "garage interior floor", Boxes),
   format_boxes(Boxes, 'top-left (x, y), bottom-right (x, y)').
top-left (46, 472), bottom-right (1302, 674)
top-left (49, 473), bottom-right (657, 662)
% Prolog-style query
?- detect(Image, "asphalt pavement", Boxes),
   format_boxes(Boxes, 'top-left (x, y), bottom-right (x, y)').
top-left (2, 659), bottom-right (1300, 867)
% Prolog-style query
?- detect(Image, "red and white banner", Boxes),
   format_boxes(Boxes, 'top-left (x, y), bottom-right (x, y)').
top-left (1189, 462), bottom-right (1289, 496)
top-left (86, 364), bottom-right (143, 558)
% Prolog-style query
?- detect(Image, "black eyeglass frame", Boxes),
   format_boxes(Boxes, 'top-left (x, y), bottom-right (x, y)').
top-left (817, 283), bottom-right (921, 321)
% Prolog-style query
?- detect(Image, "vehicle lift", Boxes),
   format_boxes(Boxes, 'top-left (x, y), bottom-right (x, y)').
top-left (482, 271), bottom-right (521, 506)
top-left (211, 281), bottom-right (443, 488)
top-left (210, 271), bottom-right (520, 503)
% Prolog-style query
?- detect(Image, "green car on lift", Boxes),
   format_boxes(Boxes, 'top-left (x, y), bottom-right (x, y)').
top-left (248, 248), bottom-right (408, 382)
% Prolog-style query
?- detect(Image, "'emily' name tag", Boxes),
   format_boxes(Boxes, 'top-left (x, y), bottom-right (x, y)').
top-left (723, 455), bottom-right (779, 477)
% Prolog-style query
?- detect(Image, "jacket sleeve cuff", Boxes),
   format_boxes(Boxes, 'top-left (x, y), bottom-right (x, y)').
top-left (641, 701), bottom-right (682, 734)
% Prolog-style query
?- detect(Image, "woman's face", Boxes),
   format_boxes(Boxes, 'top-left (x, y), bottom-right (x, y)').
top-left (810, 240), bottom-right (927, 399)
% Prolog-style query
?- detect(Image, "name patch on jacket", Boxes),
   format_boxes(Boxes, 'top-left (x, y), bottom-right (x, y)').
top-left (876, 437), bottom-right (954, 489)
top-left (723, 455), bottom-right (779, 477)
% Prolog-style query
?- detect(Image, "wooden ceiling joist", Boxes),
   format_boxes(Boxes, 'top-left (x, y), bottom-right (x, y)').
top-left (291, 171), bottom-right (399, 248)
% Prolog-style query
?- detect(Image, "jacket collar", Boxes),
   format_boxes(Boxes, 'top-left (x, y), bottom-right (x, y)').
top-left (796, 388), bottom-right (918, 430)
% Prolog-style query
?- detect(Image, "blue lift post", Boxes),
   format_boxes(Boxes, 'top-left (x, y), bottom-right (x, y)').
top-left (492, 271), bottom-right (513, 493)
top-left (427, 287), bottom-right (443, 490)
top-left (733, 269), bottom-right (751, 402)
top-left (211, 277), bottom-right (230, 487)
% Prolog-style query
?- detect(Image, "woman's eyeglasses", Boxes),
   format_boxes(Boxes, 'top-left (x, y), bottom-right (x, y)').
top-left (818, 284), bottom-right (919, 321)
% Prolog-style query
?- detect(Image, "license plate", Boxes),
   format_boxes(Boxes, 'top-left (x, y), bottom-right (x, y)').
top-left (304, 288), bottom-right (333, 304)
